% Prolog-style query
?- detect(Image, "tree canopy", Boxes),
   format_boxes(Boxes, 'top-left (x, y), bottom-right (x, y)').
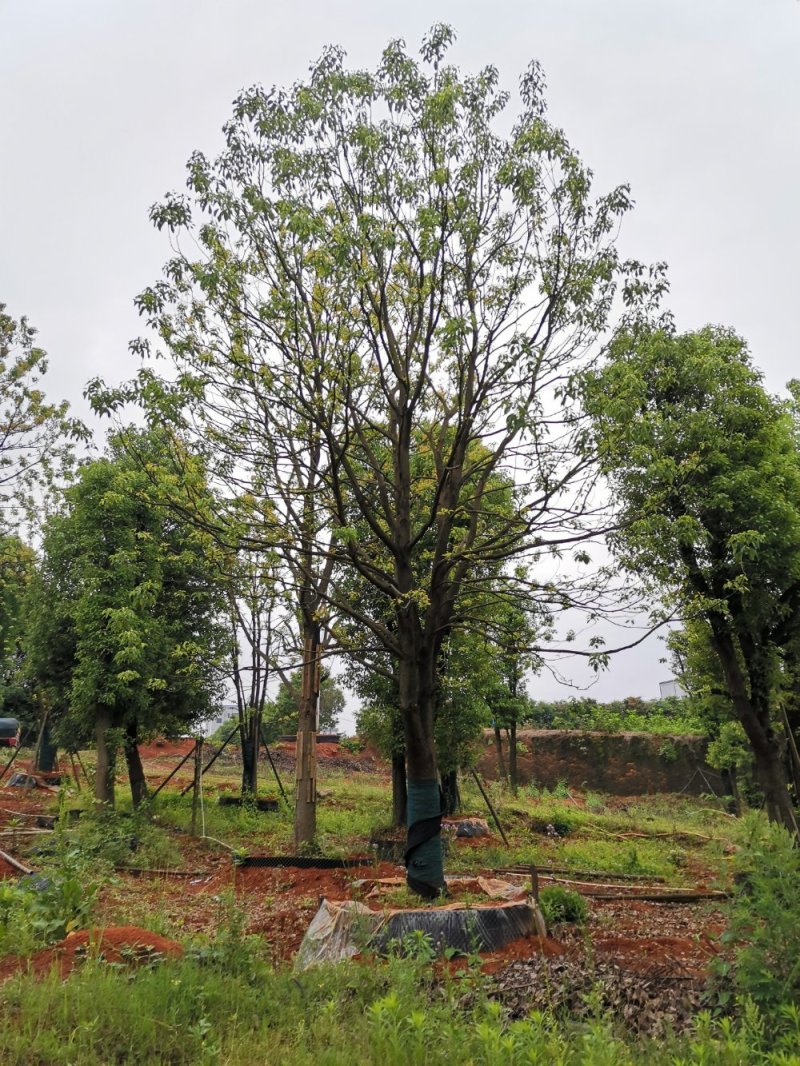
top-left (0, 304), bottom-right (86, 533)
top-left (586, 325), bottom-right (800, 834)
top-left (90, 26), bottom-right (654, 892)
top-left (26, 430), bottom-right (229, 805)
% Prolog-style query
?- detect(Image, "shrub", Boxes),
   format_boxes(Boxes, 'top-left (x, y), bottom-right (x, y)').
top-left (538, 886), bottom-right (588, 926)
top-left (0, 868), bottom-right (97, 953)
top-left (715, 814), bottom-right (800, 1013)
top-left (339, 736), bottom-right (364, 754)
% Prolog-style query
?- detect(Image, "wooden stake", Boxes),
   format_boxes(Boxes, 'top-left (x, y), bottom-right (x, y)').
top-left (470, 767), bottom-right (509, 846)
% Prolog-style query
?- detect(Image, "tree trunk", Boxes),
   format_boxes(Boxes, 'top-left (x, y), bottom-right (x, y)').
top-left (95, 707), bottom-right (115, 807)
top-left (493, 725), bottom-right (508, 784)
top-left (723, 768), bottom-right (742, 816)
top-left (781, 707), bottom-right (800, 801)
top-left (711, 626), bottom-right (799, 837)
top-left (751, 740), bottom-right (799, 835)
top-left (508, 720), bottom-right (518, 795)
top-left (34, 716), bottom-right (58, 773)
top-left (124, 720), bottom-right (148, 809)
top-left (400, 653), bottom-right (445, 898)
top-left (391, 751), bottom-right (407, 827)
top-left (240, 711), bottom-right (262, 796)
top-left (441, 770), bottom-right (460, 815)
top-left (241, 723), bottom-right (255, 795)
top-left (294, 624), bottom-right (319, 848)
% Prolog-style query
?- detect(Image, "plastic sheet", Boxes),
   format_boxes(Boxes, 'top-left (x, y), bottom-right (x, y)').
top-left (294, 900), bottom-right (381, 970)
top-left (295, 898), bottom-right (535, 969)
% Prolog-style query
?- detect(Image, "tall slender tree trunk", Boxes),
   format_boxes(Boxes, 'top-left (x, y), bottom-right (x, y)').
top-left (124, 719), bottom-right (148, 808)
top-left (240, 711), bottom-right (261, 796)
top-left (508, 720), bottom-right (518, 795)
top-left (294, 622), bottom-right (319, 847)
top-left (241, 721), bottom-right (256, 795)
top-left (494, 725), bottom-right (508, 784)
top-left (391, 751), bottom-right (407, 827)
top-left (441, 770), bottom-right (460, 815)
top-left (95, 706), bottom-right (115, 807)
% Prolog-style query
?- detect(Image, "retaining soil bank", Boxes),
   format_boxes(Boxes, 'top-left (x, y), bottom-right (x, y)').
top-left (477, 730), bottom-right (725, 797)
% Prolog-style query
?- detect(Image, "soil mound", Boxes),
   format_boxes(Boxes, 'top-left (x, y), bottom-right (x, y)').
top-left (0, 925), bottom-right (183, 981)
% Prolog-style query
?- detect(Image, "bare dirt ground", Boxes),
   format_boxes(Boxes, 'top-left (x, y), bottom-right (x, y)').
top-left (0, 742), bottom-right (729, 983)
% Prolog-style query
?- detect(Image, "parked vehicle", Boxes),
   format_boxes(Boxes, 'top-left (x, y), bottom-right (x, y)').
top-left (0, 718), bottom-right (19, 748)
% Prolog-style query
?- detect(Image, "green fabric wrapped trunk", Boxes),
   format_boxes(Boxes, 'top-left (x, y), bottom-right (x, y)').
top-left (405, 778), bottom-right (445, 897)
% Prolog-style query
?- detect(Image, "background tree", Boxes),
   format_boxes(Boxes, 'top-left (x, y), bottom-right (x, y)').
top-left (0, 304), bottom-right (86, 532)
top-left (263, 670), bottom-right (345, 740)
top-left (226, 549), bottom-right (285, 794)
top-left (0, 534), bottom-right (37, 724)
top-left (586, 325), bottom-right (800, 835)
top-left (95, 27), bottom-right (646, 893)
top-left (26, 430), bottom-right (228, 806)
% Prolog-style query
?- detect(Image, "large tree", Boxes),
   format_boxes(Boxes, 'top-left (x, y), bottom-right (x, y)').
top-left (26, 431), bottom-right (228, 806)
top-left (586, 326), bottom-right (800, 835)
top-left (93, 27), bottom-right (644, 892)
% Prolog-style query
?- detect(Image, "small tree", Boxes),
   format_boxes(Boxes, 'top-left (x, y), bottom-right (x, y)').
top-left (226, 550), bottom-right (283, 794)
top-left (264, 670), bottom-right (345, 739)
top-left (26, 431), bottom-right (228, 806)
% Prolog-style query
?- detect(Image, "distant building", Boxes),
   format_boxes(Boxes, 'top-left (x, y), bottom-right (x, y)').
top-left (201, 705), bottom-right (238, 737)
top-left (659, 679), bottom-right (686, 699)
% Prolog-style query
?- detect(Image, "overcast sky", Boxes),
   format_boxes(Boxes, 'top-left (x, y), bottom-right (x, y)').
top-left (2, 0), bottom-right (798, 706)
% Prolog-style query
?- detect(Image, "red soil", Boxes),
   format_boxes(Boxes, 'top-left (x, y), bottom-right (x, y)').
top-left (0, 926), bottom-right (183, 981)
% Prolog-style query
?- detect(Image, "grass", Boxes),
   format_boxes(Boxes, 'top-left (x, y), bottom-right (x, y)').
top-left (0, 947), bottom-right (798, 1065)
top-left (4, 752), bottom-right (799, 1063)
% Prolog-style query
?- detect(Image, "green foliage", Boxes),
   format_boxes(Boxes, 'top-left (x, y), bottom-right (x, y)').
top-left (68, 805), bottom-right (181, 870)
top-left (657, 738), bottom-right (679, 763)
top-left (89, 26), bottom-right (652, 872)
top-left (706, 721), bottom-right (752, 774)
top-left (0, 304), bottom-right (87, 534)
top-left (207, 714), bottom-right (240, 747)
top-left (0, 866), bottom-right (97, 955)
top-left (24, 428), bottom-right (229, 794)
top-left (527, 695), bottom-right (705, 735)
top-left (1, 947), bottom-right (799, 1064)
top-left (716, 815), bottom-right (800, 1013)
top-left (0, 534), bottom-right (37, 721)
top-left (538, 886), bottom-right (589, 926)
top-left (262, 671), bottom-right (345, 740)
top-left (586, 325), bottom-right (800, 831)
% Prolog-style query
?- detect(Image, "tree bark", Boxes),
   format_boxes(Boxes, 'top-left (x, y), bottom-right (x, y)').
top-left (124, 720), bottom-right (148, 809)
top-left (710, 625), bottom-right (799, 837)
top-left (391, 751), bottom-right (407, 827)
top-left (441, 770), bottom-right (460, 815)
top-left (508, 720), bottom-right (518, 795)
top-left (400, 649), bottom-right (445, 897)
top-left (240, 711), bottom-right (262, 796)
top-left (493, 725), bottom-right (508, 784)
top-left (723, 768), bottom-right (742, 816)
top-left (294, 624), bottom-right (320, 848)
top-left (95, 707), bottom-right (115, 807)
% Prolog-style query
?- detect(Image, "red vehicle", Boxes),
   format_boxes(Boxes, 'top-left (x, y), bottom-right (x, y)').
top-left (0, 718), bottom-right (19, 748)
